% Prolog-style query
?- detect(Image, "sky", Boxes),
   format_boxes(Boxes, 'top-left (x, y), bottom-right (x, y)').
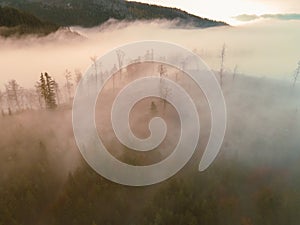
top-left (127, 0), bottom-right (300, 25)
top-left (0, 0), bottom-right (299, 88)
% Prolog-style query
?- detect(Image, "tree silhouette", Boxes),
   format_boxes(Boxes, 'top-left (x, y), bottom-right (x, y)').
top-left (0, 89), bottom-right (3, 114)
top-left (293, 61), bottom-right (300, 87)
top-left (219, 43), bottom-right (226, 87)
top-left (5, 79), bottom-right (21, 112)
top-left (232, 65), bottom-right (238, 81)
top-left (74, 69), bottom-right (82, 86)
top-left (37, 73), bottom-right (57, 109)
top-left (64, 69), bottom-right (73, 103)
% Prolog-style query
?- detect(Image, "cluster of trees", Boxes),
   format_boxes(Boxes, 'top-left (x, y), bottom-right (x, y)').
top-left (0, 138), bottom-right (299, 225)
top-left (0, 70), bottom-right (81, 115)
top-left (0, 0), bottom-right (227, 28)
top-left (0, 6), bottom-right (59, 37)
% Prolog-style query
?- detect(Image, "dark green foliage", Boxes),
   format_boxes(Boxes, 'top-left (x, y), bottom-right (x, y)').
top-left (0, 0), bottom-right (227, 28)
top-left (0, 6), bottom-right (59, 37)
top-left (37, 72), bottom-right (57, 109)
top-left (126, 1), bottom-right (227, 27)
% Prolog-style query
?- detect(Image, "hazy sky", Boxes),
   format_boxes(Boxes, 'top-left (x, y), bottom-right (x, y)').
top-left (127, 0), bottom-right (300, 24)
top-left (1, 19), bottom-right (299, 88)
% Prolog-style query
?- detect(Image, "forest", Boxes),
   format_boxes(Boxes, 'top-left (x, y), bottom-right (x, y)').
top-left (0, 56), bottom-right (299, 224)
top-left (0, 6), bottom-right (59, 37)
top-left (1, 1), bottom-right (300, 221)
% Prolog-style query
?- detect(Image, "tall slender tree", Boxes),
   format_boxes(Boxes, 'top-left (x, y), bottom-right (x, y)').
top-left (64, 69), bottom-right (73, 103)
top-left (219, 43), bottom-right (226, 87)
top-left (293, 60), bottom-right (300, 87)
top-left (45, 72), bottom-right (57, 109)
top-left (5, 79), bottom-right (21, 112)
top-left (0, 89), bottom-right (4, 116)
top-left (74, 69), bottom-right (82, 86)
top-left (37, 73), bottom-right (57, 109)
top-left (232, 65), bottom-right (238, 81)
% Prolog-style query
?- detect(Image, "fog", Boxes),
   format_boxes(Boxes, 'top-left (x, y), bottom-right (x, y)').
top-left (1, 17), bottom-right (300, 224)
top-left (1, 19), bottom-right (300, 88)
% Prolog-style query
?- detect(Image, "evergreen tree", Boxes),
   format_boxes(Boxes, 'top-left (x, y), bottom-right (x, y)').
top-left (37, 73), bottom-right (57, 109)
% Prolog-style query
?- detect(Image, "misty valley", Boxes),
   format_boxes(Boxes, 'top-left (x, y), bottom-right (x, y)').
top-left (1, 1), bottom-right (300, 224)
top-left (0, 59), bottom-right (300, 224)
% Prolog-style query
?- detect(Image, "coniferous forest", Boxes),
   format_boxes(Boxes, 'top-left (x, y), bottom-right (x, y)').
top-left (0, 69), bottom-right (299, 225)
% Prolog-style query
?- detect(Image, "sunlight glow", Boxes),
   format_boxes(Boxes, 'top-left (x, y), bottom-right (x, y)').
top-left (127, 0), bottom-right (278, 25)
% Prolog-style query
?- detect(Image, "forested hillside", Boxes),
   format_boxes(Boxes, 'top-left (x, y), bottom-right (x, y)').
top-left (0, 6), bottom-right (58, 36)
top-left (0, 0), bottom-right (227, 28)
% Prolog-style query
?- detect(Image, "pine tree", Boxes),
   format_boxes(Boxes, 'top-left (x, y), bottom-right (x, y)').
top-left (45, 72), bottom-right (57, 109)
top-left (37, 73), bottom-right (57, 109)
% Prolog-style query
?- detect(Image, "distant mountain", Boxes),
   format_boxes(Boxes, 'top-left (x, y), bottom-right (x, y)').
top-left (0, 0), bottom-right (227, 28)
top-left (0, 6), bottom-right (59, 36)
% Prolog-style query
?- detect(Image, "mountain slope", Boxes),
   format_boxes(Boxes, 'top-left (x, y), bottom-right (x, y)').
top-left (0, 0), bottom-right (227, 28)
top-left (0, 6), bottom-right (59, 36)
top-left (126, 1), bottom-right (226, 27)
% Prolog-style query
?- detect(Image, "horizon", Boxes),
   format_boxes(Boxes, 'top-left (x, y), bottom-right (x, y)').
top-left (126, 0), bottom-right (300, 25)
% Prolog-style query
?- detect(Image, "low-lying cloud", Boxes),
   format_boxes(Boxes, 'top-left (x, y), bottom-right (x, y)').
top-left (234, 13), bottom-right (300, 22)
top-left (0, 19), bottom-right (299, 88)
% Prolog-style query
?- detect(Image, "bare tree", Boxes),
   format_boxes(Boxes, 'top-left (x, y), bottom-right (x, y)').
top-left (35, 81), bottom-right (44, 109)
top-left (293, 61), bottom-right (300, 87)
top-left (116, 50), bottom-right (125, 71)
top-left (158, 64), bottom-right (167, 92)
top-left (74, 69), bottom-right (82, 86)
top-left (158, 64), bottom-right (167, 79)
top-left (162, 86), bottom-right (172, 110)
top-left (219, 43), bottom-right (226, 87)
top-left (232, 65), bottom-right (238, 81)
top-left (90, 56), bottom-right (98, 85)
top-left (64, 69), bottom-right (73, 103)
top-left (111, 64), bottom-right (118, 92)
top-left (5, 79), bottom-right (21, 112)
top-left (21, 88), bottom-right (36, 110)
top-left (53, 79), bottom-right (61, 106)
top-left (158, 64), bottom-right (169, 110)
top-left (0, 89), bottom-right (4, 116)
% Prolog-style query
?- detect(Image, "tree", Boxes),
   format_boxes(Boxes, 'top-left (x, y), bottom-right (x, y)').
top-left (116, 50), bottom-right (125, 71)
top-left (150, 101), bottom-right (157, 113)
top-left (162, 86), bottom-right (171, 110)
top-left (116, 50), bottom-right (125, 84)
top-left (90, 56), bottom-right (98, 86)
top-left (37, 73), bottom-right (57, 109)
top-left (111, 64), bottom-right (118, 92)
top-left (232, 65), bottom-right (238, 81)
top-left (0, 89), bottom-right (3, 113)
top-left (292, 60), bottom-right (300, 87)
top-left (53, 79), bottom-right (61, 106)
top-left (5, 79), bottom-right (21, 112)
top-left (64, 69), bottom-right (73, 103)
top-left (74, 69), bottom-right (82, 86)
top-left (45, 73), bottom-right (57, 109)
top-left (35, 81), bottom-right (44, 109)
top-left (219, 43), bottom-right (226, 87)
